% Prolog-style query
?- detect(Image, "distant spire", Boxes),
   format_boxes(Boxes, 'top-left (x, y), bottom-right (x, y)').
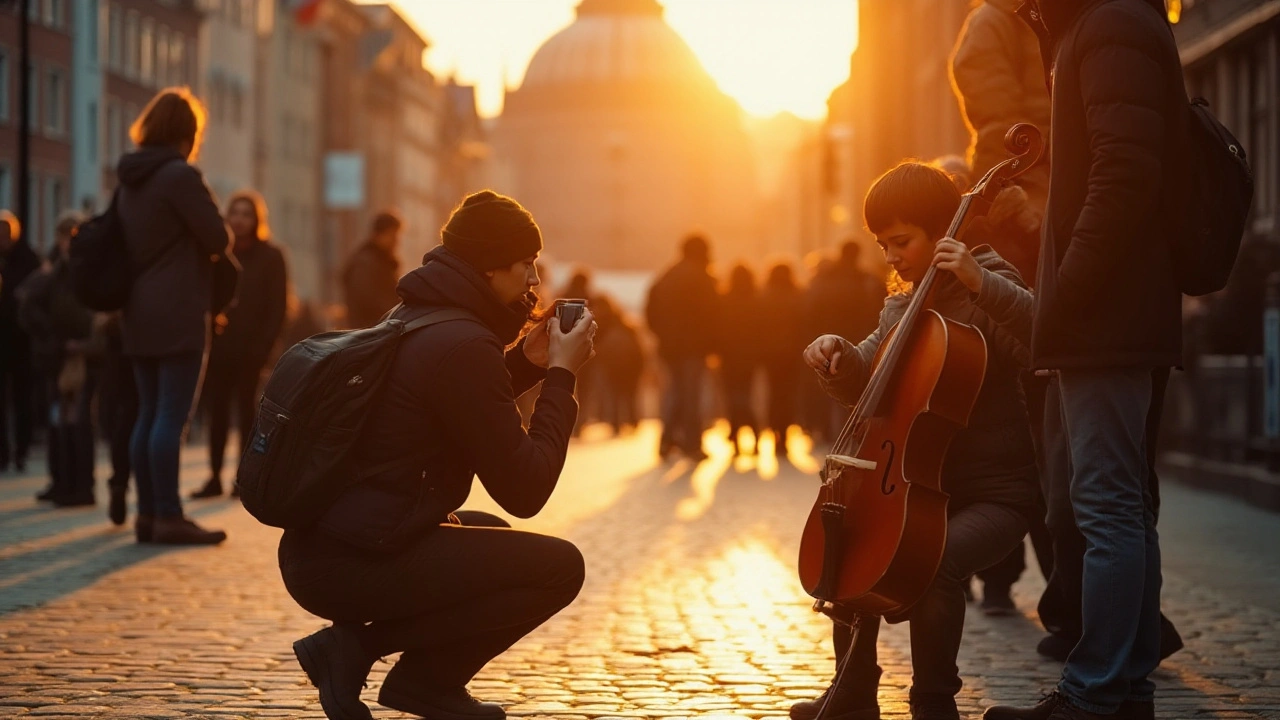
top-left (576, 0), bottom-right (664, 18)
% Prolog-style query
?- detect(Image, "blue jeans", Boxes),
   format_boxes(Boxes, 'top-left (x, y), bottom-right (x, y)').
top-left (1056, 368), bottom-right (1161, 713)
top-left (659, 356), bottom-right (706, 452)
top-left (131, 353), bottom-right (206, 518)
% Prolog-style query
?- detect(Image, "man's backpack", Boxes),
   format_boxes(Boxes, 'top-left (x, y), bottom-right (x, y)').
top-left (1171, 98), bottom-right (1254, 296)
top-left (236, 306), bottom-right (474, 529)
top-left (69, 192), bottom-right (134, 311)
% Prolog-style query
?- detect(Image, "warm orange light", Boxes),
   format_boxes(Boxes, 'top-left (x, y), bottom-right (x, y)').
top-left (1166, 0), bottom-right (1182, 23)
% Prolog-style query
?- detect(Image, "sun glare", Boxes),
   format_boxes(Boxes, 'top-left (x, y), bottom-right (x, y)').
top-left (389, 0), bottom-right (858, 120)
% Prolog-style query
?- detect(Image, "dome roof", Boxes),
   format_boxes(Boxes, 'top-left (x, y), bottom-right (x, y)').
top-left (520, 0), bottom-right (714, 91)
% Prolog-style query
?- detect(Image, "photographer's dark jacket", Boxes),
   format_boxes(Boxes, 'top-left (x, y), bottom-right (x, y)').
top-left (818, 248), bottom-right (1039, 510)
top-left (313, 246), bottom-right (578, 551)
top-left (1024, 0), bottom-right (1184, 369)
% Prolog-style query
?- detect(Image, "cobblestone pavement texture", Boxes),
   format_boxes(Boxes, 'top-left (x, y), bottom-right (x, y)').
top-left (0, 422), bottom-right (1277, 719)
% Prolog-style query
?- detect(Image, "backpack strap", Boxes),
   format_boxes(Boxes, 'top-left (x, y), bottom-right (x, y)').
top-left (402, 307), bottom-right (477, 333)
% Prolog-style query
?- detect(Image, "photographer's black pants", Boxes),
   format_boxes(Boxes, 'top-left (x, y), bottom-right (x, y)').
top-left (279, 511), bottom-right (584, 687)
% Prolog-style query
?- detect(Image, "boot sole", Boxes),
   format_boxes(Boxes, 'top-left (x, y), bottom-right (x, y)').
top-left (294, 635), bottom-right (374, 720)
top-left (378, 686), bottom-right (506, 720)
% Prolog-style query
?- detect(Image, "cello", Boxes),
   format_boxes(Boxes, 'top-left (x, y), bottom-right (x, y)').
top-left (797, 124), bottom-right (1045, 626)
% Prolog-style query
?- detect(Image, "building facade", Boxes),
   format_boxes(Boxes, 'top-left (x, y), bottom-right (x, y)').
top-left (496, 0), bottom-right (758, 272)
top-left (100, 0), bottom-right (202, 200)
top-left (196, 0), bottom-right (256, 203)
top-left (71, 0), bottom-right (102, 215)
top-left (823, 0), bottom-right (970, 247)
top-left (256, 0), bottom-right (324, 301)
top-left (0, 0), bottom-right (74, 254)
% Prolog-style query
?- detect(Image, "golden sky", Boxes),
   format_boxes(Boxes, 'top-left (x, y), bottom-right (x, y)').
top-left (383, 0), bottom-right (858, 120)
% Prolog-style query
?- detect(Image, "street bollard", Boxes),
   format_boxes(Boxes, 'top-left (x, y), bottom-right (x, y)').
top-left (1265, 271), bottom-right (1280, 472)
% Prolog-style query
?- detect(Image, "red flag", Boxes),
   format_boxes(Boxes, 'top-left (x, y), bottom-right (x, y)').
top-left (288, 0), bottom-right (323, 26)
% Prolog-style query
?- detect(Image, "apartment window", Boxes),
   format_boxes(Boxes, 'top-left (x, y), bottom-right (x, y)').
top-left (108, 3), bottom-right (123, 71)
top-left (0, 48), bottom-right (10, 123)
top-left (42, 0), bottom-right (65, 30)
top-left (88, 100), bottom-right (98, 164)
top-left (156, 26), bottom-right (169, 87)
top-left (124, 11), bottom-right (139, 79)
top-left (0, 164), bottom-right (11, 211)
top-left (106, 101), bottom-right (120, 166)
top-left (170, 35), bottom-right (185, 86)
top-left (27, 62), bottom-right (39, 132)
top-left (44, 67), bottom-right (65, 136)
top-left (44, 176), bottom-right (64, 250)
top-left (140, 18), bottom-right (154, 86)
top-left (85, 0), bottom-right (98, 63)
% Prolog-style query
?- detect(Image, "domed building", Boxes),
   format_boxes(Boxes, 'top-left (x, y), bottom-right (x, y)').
top-left (495, 0), bottom-right (759, 271)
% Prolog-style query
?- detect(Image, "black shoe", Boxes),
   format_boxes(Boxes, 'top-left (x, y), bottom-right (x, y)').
top-left (1119, 700), bottom-right (1153, 720)
top-left (984, 691), bottom-right (1110, 720)
top-left (378, 667), bottom-right (505, 720)
top-left (790, 668), bottom-right (882, 720)
top-left (190, 478), bottom-right (223, 499)
top-left (981, 588), bottom-right (1017, 617)
top-left (151, 516), bottom-right (227, 545)
top-left (35, 485), bottom-right (56, 501)
top-left (910, 697), bottom-right (960, 720)
top-left (1036, 634), bottom-right (1074, 662)
top-left (135, 515), bottom-right (154, 543)
top-left (52, 491), bottom-right (95, 508)
top-left (108, 486), bottom-right (127, 526)
top-left (293, 625), bottom-right (376, 720)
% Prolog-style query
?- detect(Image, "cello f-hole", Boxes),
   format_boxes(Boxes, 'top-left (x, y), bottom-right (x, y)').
top-left (879, 439), bottom-right (897, 495)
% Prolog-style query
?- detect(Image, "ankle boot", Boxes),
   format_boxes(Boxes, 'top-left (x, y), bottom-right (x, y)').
top-left (378, 660), bottom-right (505, 720)
top-left (190, 477), bottom-right (223, 499)
top-left (293, 625), bottom-right (376, 720)
top-left (135, 514), bottom-right (154, 543)
top-left (151, 516), bottom-right (227, 545)
top-left (790, 667), bottom-right (882, 720)
top-left (108, 486), bottom-right (127, 526)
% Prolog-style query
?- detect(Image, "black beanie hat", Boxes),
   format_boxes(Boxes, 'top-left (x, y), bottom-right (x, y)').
top-left (440, 190), bottom-right (543, 272)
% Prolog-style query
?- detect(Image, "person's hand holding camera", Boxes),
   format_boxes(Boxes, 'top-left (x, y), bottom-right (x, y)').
top-left (549, 307), bottom-right (597, 374)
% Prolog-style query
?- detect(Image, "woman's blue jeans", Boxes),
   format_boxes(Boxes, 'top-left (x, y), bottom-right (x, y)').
top-left (131, 352), bottom-right (206, 519)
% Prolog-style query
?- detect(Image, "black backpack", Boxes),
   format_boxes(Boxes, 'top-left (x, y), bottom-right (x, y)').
top-left (236, 306), bottom-right (475, 529)
top-left (1171, 97), bottom-right (1254, 296)
top-left (68, 192), bottom-right (134, 311)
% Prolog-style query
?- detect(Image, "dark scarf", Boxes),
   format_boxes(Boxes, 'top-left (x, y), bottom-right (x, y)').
top-left (396, 245), bottom-right (534, 346)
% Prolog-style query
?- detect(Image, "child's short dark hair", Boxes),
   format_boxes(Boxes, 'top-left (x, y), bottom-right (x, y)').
top-left (864, 162), bottom-right (963, 240)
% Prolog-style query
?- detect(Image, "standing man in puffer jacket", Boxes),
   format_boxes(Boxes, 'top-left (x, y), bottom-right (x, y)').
top-left (278, 190), bottom-right (596, 720)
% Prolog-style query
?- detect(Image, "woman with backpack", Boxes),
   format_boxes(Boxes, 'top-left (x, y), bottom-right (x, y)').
top-left (116, 87), bottom-right (234, 545)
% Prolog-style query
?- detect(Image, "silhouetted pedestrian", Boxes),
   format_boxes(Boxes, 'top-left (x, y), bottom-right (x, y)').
top-left (117, 88), bottom-right (234, 545)
top-left (191, 191), bottom-right (288, 499)
top-left (0, 210), bottom-right (39, 473)
top-left (718, 264), bottom-right (760, 455)
top-left (342, 211), bottom-right (402, 329)
top-left (759, 261), bottom-right (806, 456)
top-left (646, 234), bottom-right (719, 461)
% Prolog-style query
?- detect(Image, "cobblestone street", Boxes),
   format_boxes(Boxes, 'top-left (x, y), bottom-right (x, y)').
top-left (0, 422), bottom-right (1277, 719)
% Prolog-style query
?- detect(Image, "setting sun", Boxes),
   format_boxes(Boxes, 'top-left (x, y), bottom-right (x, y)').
top-left (386, 0), bottom-right (858, 119)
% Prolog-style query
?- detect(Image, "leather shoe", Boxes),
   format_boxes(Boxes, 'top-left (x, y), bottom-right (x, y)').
top-left (135, 515), bottom-right (153, 543)
top-left (35, 485), bottom-right (56, 501)
top-left (293, 625), bottom-right (376, 720)
top-left (378, 663), bottom-right (505, 720)
top-left (190, 478), bottom-right (223, 499)
top-left (152, 516), bottom-right (227, 545)
top-left (1119, 700), bottom-right (1153, 720)
top-left (984, 692), bottom-right (1111, 720)
top-left (52, 491), bottom-right (95, 508)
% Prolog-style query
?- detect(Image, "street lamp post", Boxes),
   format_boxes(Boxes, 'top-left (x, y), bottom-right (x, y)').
top-left (2, 0), bottom-right (31, 232)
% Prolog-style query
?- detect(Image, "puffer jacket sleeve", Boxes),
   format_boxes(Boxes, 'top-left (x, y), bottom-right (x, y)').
top-left (971, 260), bottom-right (1033, 369)
top-left (951, 7), bottom-right (1038, 176)
top-left (164, 163), bottom-right (232, 259)
top-left (432, 335), bottom-right (577, 519)
top-left (1056, 4), bottom-right (1168, 305)
top-left (816, 298), bottom-right (896, 407)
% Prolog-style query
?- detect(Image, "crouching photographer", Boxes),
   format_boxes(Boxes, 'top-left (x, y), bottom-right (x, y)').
top-left (278, 191), bottom-right (595, 720)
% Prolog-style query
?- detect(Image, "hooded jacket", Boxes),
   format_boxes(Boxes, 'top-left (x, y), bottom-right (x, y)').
top-left (951, 0), bottom-right (1051, 204)
top-left (818, 248), bottom-right (1039, 508)
top-left (342, 240), bottom-right (401, 329)
top-left (645, 257), bottom-right (719, 360)
top-left (115, 146), bottom-right (232, 358)
top-left (314, 246), bottom-right (578, 551)
top-left (1021, 0), bottom-right (1185, 369)
top-left (211, 237), bottom-right (288, 368)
